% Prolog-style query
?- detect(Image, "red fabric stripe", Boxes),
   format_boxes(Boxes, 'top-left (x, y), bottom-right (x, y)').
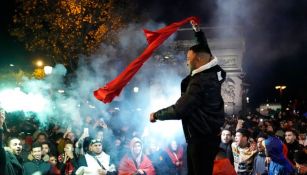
top-left (94, 16), bottom-right (200, 103)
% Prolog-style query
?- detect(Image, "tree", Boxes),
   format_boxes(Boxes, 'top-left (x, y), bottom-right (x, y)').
top-left (10, 0), bottom-right (136, 69)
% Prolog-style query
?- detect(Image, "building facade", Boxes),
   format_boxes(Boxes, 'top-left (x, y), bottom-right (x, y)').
top-left (165, 28), bottom-right (247, 115)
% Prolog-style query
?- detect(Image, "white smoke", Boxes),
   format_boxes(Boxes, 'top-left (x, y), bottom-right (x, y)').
top-left (0, 21), bottom-right (188, 146)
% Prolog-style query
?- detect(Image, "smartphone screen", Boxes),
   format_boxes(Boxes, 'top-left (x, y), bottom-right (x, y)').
top-left (84, 128), bottom-right (89, 135)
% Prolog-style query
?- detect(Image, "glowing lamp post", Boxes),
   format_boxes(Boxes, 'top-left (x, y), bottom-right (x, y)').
top-left (36, 60), bottom-right (44, 67)
top-left (275, 85), bottom-right (286, 96)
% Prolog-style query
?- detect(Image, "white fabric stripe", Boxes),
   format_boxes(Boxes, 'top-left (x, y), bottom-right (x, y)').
top-left (191, 57), bottom-right (218, 76)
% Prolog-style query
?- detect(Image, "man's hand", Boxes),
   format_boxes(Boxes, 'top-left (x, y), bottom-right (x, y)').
top-left (297, 164), bottom-right (307, 174)
top-left (66, 151), bottom-right (74, 159)
top-left (190, 20), bottom-right (200, 32)
top-left (98, 169), bottom-right (107, 175)
top-left (265, 157), bottom-right (271, 165)
top-left (0, 113), bottom-right (5, 128)
top-left (150, 113), bottom-right (156, 123)
top-left (236, 119), bottom-right (244, 130)
top-left (63, 154), bottom-right (67, 163)
top-left (66, 126), bottom-right (72, 132)
top-left (109, 164), bottom-right (116, 172)
top-left (137, 169), bottom-right (145, 174)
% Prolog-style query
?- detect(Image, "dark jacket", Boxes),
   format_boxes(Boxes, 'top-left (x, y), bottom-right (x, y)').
top-left (154, 29), bottom-right (226, 143)
top-left (155, 64), bottom-right (225, 143)
top-left (0, 128), bottom-right (24, 175)
top-left (285, 140), bottom-right (303, 165)
top-left (23, 159), bottom-right (52, 175)
top-left (0, 128), bottom-right (7, 175)
top-left (219, 142), bottom-right (234, 165)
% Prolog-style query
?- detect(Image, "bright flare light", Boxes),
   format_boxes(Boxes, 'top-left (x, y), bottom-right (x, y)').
top-left (149, 120), bottom-right (183, 139)
top-left (0, 88), bottom-right (48, 113)
top-left (147, 85), bottom-right (183, 139)
top-left (133, 87), bottom-right (139, 93)
top-left (44, 66), bottom-right (53, 75)
top-left (58, 89), bottom-right (65, 93)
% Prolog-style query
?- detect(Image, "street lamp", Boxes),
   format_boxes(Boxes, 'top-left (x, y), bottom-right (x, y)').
top-left (275, 85), bottom-right (287, 95)
top-left (36, 60), bottom-right (44, 67)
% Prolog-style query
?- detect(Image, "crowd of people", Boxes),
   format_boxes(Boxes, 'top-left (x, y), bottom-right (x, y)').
top-left (0, 22), bottom-right (306, 175)
top-left (0, 106), bottom-right (306, 175)
top-left (0, 107), bottom-right (188, 175)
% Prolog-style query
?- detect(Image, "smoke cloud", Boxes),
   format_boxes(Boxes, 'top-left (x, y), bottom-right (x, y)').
top-left (0, 20), bottom-right (188, 149)
top-left (210, 0), bottom-right (306, 104)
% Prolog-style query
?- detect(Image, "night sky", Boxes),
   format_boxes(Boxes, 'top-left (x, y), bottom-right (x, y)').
top-left (1, 0), bottom-right (307, 108)
top-left (0, 0), bottom-right (30, 69)
top-left (136, 0), bottom-right (307, 108)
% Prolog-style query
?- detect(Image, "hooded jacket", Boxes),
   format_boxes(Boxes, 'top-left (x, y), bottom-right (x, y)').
top-left (118, 137), bottom-right (155, 175)
top-left (265, 136), bottom-right (294, 175)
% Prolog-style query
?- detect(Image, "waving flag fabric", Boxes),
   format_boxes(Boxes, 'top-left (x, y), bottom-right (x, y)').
top-left (94, 16), bottom-right (200, 103)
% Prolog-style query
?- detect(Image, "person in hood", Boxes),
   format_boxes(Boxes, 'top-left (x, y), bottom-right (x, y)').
top-left (150, 20), bottom-right (226, 175)
top-left (118, 137), bottom-right (155, 175)
top-left (163, 139), bottom-right (184, 175)
top-left (264, 136), bottom-right (294, 175)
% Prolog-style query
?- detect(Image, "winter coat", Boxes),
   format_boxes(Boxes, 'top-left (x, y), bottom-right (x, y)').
top-left (154, 62), bottom-right (226, 143)
top-left (0, 128), bottom-right (24, 175)
top-left (219, 142), bottom-right (234, 165)
top-left (154, 30), bottom-right (226, 143)
top-left (23, 159), bottom-right (52, 175)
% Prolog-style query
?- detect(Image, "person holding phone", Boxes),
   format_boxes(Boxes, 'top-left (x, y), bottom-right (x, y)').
top-left (75, 128), bottom-right (90, 156)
